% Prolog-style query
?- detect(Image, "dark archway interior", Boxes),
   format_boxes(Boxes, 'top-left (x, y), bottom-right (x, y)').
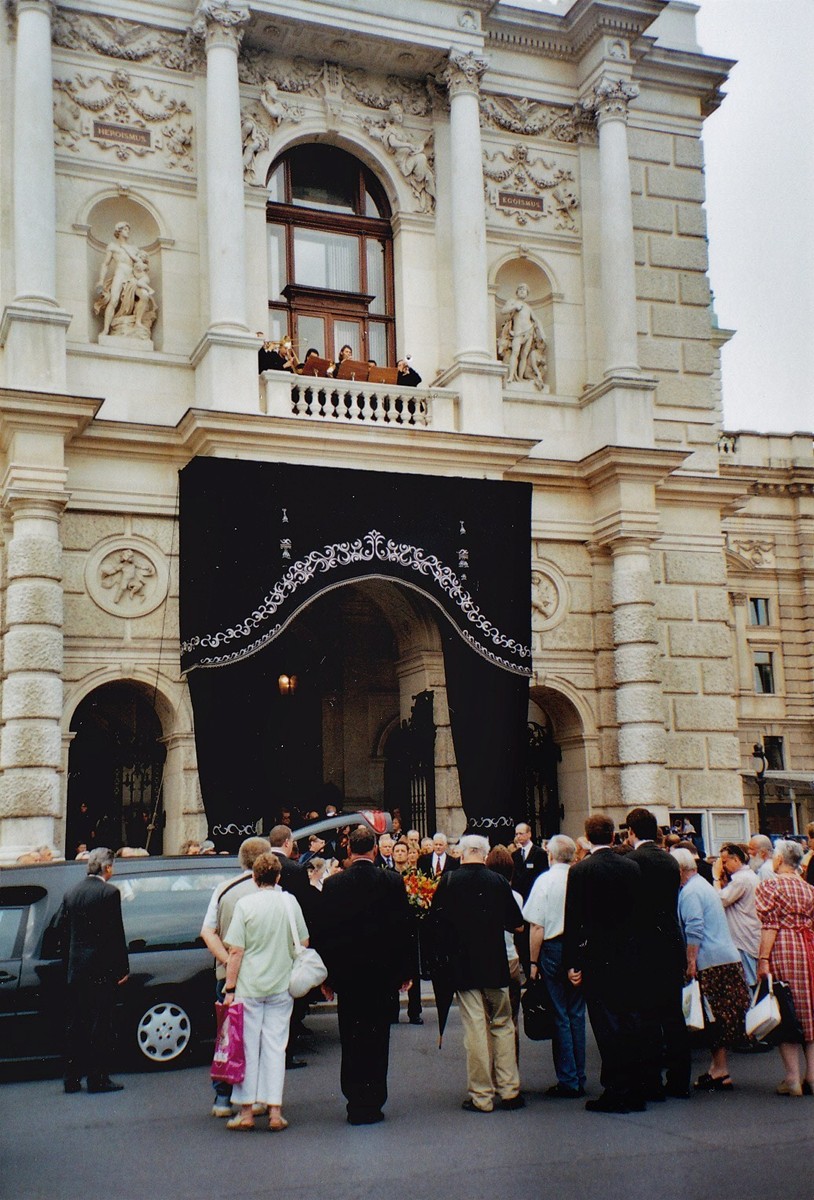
top-left (66, 682), bottom-right (166, 856)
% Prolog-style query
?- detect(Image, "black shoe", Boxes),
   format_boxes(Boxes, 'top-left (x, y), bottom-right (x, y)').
top-left (285, 1058), bottom-right (307, 1070)
top-left (546, 1083), bottom-right (583, 1099)
top-left (461, 1098), bottom-right (493, 1113)
top-left (499, 1094), bottom-right (526, 1110)
top-left (408, 1016), bottom-right (424, 1025)
top-left (87, 1079), bottom-right (123, 1094)
top-left (585, 1093), bottom-right (629, 1114)
top-left (664, 1086), bottom-right (691, 1099)
top-left (347, 1111), bottom-right (385, 1125)
top-left (644, 1087), bottom-right (666, 1103)
top-left (802, 1081), bottom-right (812, 1096)
top-left (64, 1079), bottom-right (82, 1094)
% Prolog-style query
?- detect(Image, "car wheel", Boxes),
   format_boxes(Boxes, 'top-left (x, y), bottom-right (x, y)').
top-left (135, 998), bottom-right (193, 1066)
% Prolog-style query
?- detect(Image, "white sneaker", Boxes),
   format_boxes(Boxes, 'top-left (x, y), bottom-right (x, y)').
top-left (212, 1102), bottom-right (233, 1118)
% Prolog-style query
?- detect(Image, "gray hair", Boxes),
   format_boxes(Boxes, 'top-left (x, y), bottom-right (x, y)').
top-left (670, 848), bottom-right (697, 873)
top-left (458, 834), bottom-right (490, 859)
top-left (432, 832), bottom-right (448, 846)
top-left (547, 834), bottom-right (576, 865)
top-left (238, 836), bottom-right (271, 870)
top-left (749, 834), bottom-right (773, 856)
top-left (773, 839), bottom-right (804, 870)
top-left (87, 847), bottom-right (114, 876)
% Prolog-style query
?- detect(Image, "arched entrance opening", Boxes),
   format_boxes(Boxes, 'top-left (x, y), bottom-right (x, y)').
top-left (527, 689), bottom-right (591, 841)
top-left (66, 682), bottom-right (166, 856)
top-left (249, 578), bottom-right (454, 836)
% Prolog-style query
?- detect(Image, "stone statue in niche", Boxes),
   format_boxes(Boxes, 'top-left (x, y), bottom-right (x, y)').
top-left (94, 222), bottom-right (158, 344)
top-left (498, 284), bottom-right (548, 390)
top-left (363, 101), bottom-right (435, 212)
top-left (100, 547), bottom-right (155, 604)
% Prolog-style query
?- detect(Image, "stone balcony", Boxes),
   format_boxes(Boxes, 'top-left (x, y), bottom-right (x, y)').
top-left (262, 370), bottom-right (459, 432)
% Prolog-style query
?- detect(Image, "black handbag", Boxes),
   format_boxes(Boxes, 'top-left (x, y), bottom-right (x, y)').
top-left (521, 978), bottom-right (555, 1041)
top-left (762, 978), bottom-right (805, 1046)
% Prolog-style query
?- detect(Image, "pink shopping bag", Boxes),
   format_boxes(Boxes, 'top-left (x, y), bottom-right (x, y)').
top-left (210, 1001), bottom-right (246, 1084)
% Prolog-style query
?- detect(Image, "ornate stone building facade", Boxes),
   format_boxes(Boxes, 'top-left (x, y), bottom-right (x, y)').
top-left (0, 0), bottom-right (811, 860)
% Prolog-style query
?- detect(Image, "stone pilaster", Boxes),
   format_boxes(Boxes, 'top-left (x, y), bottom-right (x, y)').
top-left (610, 536), bottom-right (667, 809)
top-left (593, 77), bottom-right (640, 379)
top-left (190, 1), bottom-right (258, 409)
top-left (0, 0), bottom-right (71, 390)
top-left (729, 591), bottom-right (753, 694)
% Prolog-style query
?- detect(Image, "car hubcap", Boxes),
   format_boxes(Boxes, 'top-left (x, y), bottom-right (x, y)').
top-left (136, 1002), bottom-right (191, 1062)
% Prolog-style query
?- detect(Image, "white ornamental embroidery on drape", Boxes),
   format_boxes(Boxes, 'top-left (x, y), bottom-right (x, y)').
top-left (182, 529), bottom-right (531, 667)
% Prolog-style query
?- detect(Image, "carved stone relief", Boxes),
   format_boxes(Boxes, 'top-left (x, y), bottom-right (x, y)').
top-left (531, 567), bottom-right (567, 631)
top-left (241, 81), bottom-right (303, 183)
top-left (53, 69), bottom-right (194, 173)
top-left (483, 142), bottom-right (579, 231)
top-left (52, 11), bottom-right (202, 73)
top-left (729, 538), bottom-right (776, 568)
top-left (361, 102), bottom-right (435, 212)
top-left (480, 94), bottom-right (583, 143)
top-left (85, 537), bottom-right (169, 618)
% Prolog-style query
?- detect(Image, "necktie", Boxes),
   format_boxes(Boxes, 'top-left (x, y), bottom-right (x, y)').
top-left (435, 857), bottom-right (443, 877)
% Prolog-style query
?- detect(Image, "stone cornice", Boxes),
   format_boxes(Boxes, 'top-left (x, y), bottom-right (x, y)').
top-left (484, 0), bottom-right (667, 62)
top-left (0, 389), bottom-right (102, 450)
top-left (632, 43), bottom-right (735, 118)
top-left (580, 445), bottom-right (688, 489)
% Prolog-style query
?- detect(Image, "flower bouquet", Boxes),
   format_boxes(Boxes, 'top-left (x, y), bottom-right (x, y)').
top-left (403, 867), bottom-right (439, 918)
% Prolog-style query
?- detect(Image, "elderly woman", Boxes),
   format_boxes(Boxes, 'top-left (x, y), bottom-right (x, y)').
top-left (715, 843), bottom-right (761, 987)
top-left (223, 852), bottom-right (309, 1131)
top-left (671, 847), bottom-right (750, 1091)
top-left (755, 839), bottom-right (814, 1096)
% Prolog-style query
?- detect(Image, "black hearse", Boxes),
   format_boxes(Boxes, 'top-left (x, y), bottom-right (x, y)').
top-left (0, 854), bottom-right (239, 1068)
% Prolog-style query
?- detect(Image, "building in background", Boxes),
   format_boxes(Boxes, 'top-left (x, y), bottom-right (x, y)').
top-left (0, 0), bottom-right (811, 861)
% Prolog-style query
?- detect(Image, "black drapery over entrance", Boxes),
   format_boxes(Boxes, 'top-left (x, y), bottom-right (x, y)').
top-left (179, 457), bottom-right (531, 847)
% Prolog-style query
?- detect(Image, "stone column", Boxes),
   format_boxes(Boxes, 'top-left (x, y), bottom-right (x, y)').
top-left (441, 50), bottom-right (491, 363)
top-left (594, 77), bottom-right (640, 379)
top-left (610, 536), bottom-right (667, 809)
top-left (190, 2), bottom-right (258, 409)
top-left (729, 592), bottom-right (753, 694)
top-left (0, 0), bottom-right (72, 389)
top-left (193, 0), bottom-right (250, 332)
top-left (0, 493), bottom-right (66, 857)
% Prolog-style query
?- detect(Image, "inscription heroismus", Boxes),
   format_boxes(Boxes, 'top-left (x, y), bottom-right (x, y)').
top-left (93, 121), bottom-right (151, 147)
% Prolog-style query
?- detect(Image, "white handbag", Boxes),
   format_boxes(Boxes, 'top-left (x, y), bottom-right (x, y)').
top-left (745, 973), bottom-right (781, 1040)
top-left (285, 895), bottom-right (328, 998)
top-left (682, 979), bottom-right (704, 1031)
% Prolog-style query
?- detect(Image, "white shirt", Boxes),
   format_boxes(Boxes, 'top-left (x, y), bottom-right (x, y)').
top-left (433, 853), bottom-right (446, 873)
top-left (756, 858), bottom-right (775, 881)
top-left (522, 861), bottom-right (570, 940)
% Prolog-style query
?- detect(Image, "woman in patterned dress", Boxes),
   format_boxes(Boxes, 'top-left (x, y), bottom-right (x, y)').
top-left (755, 839), bottom-right (814, 1097)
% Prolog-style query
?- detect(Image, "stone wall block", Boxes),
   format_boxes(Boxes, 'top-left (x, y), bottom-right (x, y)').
top-left (5, 580), bottom-right (64, 626)
top-left (667, 624), bottom-right (731, 659)
top-left (629, 128), bottom-right (673, 163)
top-left (620, 762), bottom-right (667, 806)
top-left (611, 567), bottom-right (656, 607)
top-left (0, 770), bottom-right (61, 818)
top-left (7, 537), bottom-right (62, 581)
top-left (695, 590), bottom-right (731, 622)
top-left (673, 695), bottom-right (737, 731)
top-left (0, 722), bottom-right (63, 769)
top-left (676, 204), bottom-right (707, 237)
top-left (678, 272), bottom-right (712, 306)
top-left (651, 306), bottom-right (712, 340)
top-left (632, 197), bottom-right (674, 233)
top-left (636, 267), bottom-right (678, 302)
top-left (615, 683), bottom-right (666, 725)
top-left (701, 659), bottom-right (735, 695)
top-left (706, 734), bottom-right (742, 770)
top-left (655, 586), bottom-right (695, 621)
top-left (61, 513), bottom-right (124, 552)
top-left (678, 772), bottom-right (744, 807)
top-left (682, 342), bottom-right (715, 374)
top-left (639, 338), bottom-right (681, 372)
top-left (654, 376), bottom-right (715, 408)
top-left (613, 643), bottom-right (661, 684)
top-left (2, 674), bottom-right (63, 721)
top-left (613, 606), bottom-right (659, 644)
top-left (646, 165), bottom-right (706, 203)
top-left (595, 653), bottom-right (616, 689)
top-left (673, 136), bottom-right (704, 169)
top-left (649, 236), bottom-right (709, 272)
top-left (663, 553), bottom-right (727, 586)
top-left (618, 725), bottom-right (667, 763)
top-left (666, 733), bottom-right (706, 770)
top-left (3, 628), bottom-right (64, 673)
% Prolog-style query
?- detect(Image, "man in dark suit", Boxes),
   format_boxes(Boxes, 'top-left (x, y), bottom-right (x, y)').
top-left (318, 825), bottom-right (413, 1124)
top-left (511, 822), bottom-right (548, 977)
top-left (417, 832), bottom-right (459, 877)
top-left (59, 847), bottom-right (129, 1094)
top-left (563, 813), bottom-right (646, 1113)
top-left (626, 807), bottom-right (690, 1100)
top-left (374, 833), bottom-right (396, 870)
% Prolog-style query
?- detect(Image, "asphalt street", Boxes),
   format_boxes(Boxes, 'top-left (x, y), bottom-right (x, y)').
top-left (1, 1002), bottom-right (812, 1200)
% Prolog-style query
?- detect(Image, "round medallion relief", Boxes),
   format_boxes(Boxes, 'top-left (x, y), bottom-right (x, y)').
top-left (85, 536), bottom-right (169, 618)
top-left (531, 563), bottom-right (568, 631)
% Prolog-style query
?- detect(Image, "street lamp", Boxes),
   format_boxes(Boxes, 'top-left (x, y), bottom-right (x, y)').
top-left (751, 742), bottom-right (769, 835)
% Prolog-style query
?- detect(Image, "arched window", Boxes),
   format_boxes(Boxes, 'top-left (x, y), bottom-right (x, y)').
top-left (266, 145), bottom-right (395, 366)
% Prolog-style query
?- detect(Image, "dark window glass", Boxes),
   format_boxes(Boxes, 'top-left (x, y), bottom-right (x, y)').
top-left (111, 871), bottom-right (233, 952)
top-left (764, 736), bottom-right (784, 770)
top-left (749, 597), bottom-right (770, 625)
top-left (753, 651), bottom-right (775, 694)
top-left (290, 145), bottom-right (357, 213)
top-left (0, 908), bottom-right (26, 959)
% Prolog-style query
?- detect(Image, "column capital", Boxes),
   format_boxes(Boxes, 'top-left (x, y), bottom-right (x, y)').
top-left (441, 49), bottom-right (489, 99)
top-left (191, 1), bottom-right (249, 53)
top-left (592, 76), bottom-right (639, 124)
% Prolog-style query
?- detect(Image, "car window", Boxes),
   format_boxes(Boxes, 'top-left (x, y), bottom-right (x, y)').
top-left (0, 908), bottom-right (26, 959)
top-left (111, 870), bottom-right (234, 952)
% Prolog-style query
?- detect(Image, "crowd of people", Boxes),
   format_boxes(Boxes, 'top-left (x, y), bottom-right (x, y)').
top-left (51, 807), bottom-right (814, 1124)
top-left (257, 333), bottom-right (422, 386)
